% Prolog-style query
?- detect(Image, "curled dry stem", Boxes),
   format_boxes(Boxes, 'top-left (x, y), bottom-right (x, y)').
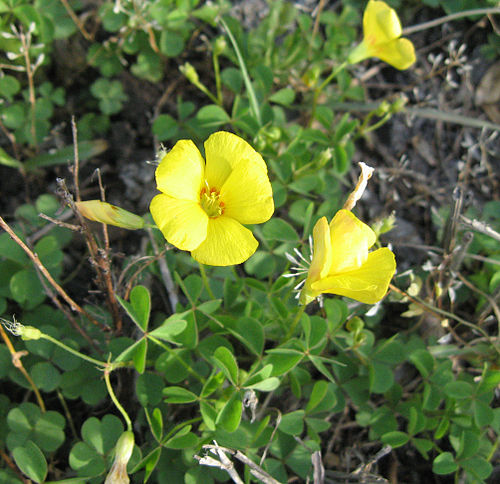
top-left (196, 441), bottom-right (281, 484)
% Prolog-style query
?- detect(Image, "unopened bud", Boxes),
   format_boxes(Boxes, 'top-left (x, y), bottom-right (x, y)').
top-left (317, 148), bottom-right (333, 168)
top-left (213, 36), bottom-right (227, 56)
top-left (180, 62), bottom-right (199, 85)
top-left (390, 96), bottom-right (407, 113)
top-left (1, 319), bottom-right (41, 341)
top-left (76, 201), bottom-right (144, 230)
top-left (20, 325), bottom-right (42, 341)
top-left (302, 64), bottom-right (321, 88)
top-left (105, 431), bottom-right (135, 484)
top-left (375, 101), bottom-right (390, 116)
top-left (260, 126), bottom-right (281, 141)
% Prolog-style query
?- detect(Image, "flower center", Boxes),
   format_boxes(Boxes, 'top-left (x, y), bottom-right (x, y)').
top-left (200, 183), bottom-right (224, 218)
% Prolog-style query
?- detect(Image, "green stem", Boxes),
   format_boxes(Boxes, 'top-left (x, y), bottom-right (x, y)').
top-left (356, 112), bottom-right (393, 139)
top-left (198, 262), bottom-right (216, 300)
top-left (40, 334), bottom-right (107, 368)
top-left (284, 305), bottom-right (306, 342)
top-left (487, 436), bottom-right (500, 462)
top-left (220, 17), bottom-right (262, 126)
top-left (213, 51), bottom-right (223, 105)
top-left (329, 102), bottom-right (500, 131)
top-left (104, 368), bottom-right (132, 432)
top-left (309, 61), bottom-right (348, 127)
top-left (194, 81), bottom-right (221, 106)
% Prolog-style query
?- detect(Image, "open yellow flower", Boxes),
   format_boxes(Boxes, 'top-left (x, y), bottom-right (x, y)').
top-left (347, 0), bottom-right (416, 70)
top-left (150, 131), bottom-right (274, 266)
top-left (299, 209), bottom-right (396, 305)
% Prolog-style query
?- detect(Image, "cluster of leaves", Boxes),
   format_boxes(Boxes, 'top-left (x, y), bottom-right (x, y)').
top-left (1, 1), bottom-right (499, 483)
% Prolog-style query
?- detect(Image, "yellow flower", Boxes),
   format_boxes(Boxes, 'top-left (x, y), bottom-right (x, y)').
top-left (76, 200), bottom-right (145, 230)
top-left (348, 0), bottom-right (416, 70)
top-left (299, 209), bottom-right (396, 305)
top-left (150, 131), bottom-right (274, 266)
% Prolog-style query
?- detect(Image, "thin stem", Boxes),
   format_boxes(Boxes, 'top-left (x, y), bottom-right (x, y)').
top-left (403, 7), bottom-right (500, 35)
top-left (357, 112), bottom-right (393, 138)
top-left (284, 305), bottom-right (306, 342)
top-left (196, 81), bottom-right (221, 106)
top-left (309, 61), bottom-right (348, 127)
top-left (198, 262), bottom-right (216, 300)
top-left (0, 215), bottom-right (102, 328)
top-left (71, 117), bottom-right (81, 203)
top-left (0, 323), bottom-right (46, 412)
top-left (308, 0), bottom-right (327, 59)
top-left (147, 228), bottom-right (178, 310)
top-left (20, 29), bottom-right (37, 149)
top-left (59, 0), bottom-right (93, 40)
top-left (213, 50), bottom-right (223, 105)
top-left (104, 368), bottom-right (132, 432)
top-left (220, 17), bottom-right (262, 126)
top-left (329, 102), bottom-right (500, 131)
top-left (40, 333), bottom-right (108, 367)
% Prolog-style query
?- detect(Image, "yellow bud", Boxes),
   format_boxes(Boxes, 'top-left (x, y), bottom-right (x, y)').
top-left (20, 325), bottom-right (42, 341)
top-left (104, 431), bottom-right (135, 484)
top-left (76, 201), bottom-right (144, 230)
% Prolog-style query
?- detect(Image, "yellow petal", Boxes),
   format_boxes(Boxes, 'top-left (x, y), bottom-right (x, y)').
top-left (155, 140), bottom-right (204, 201)
top-left (311, 217), bottom-right (333, 281)
top-left (376, 38), bottom-right (416, 70)
top-left (299, 217), bottom-right (332, 305)
top-left (150, 194), bottom-right (208, 251)
top-left (76, 200), bottom-right (144, 230)
top-left (312, 247), bottom-right (396, 304)
top-left (204, 131), bottom-right (268, 191)
top-left (191, 216), bottom-right (258, 266)
top-left (328, 210), bottom-right (376, 274)
top-left (220, 160), bottom-right (274, 224)
top-left (364, 0), bottom-right (401, 45)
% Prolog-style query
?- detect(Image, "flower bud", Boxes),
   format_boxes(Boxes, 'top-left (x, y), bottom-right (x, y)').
top-left (76, 201), bottom-right (144, 230)
top-left (302, 64), bottom-right (321, 88)
top-left (375, 101), bottom-right (390, 116)
top-left (213, 36), bottom-right (227, 56)
top-left (390, 96), bottom-right (407, 113)
top-left (20, 325), bottom-right (42, 341)
top-left (104, 431), bottom-right (135, 484)
top-left (316, 148), bottom-right (333, 168)
top-left (179, 62), bottom-right (199, 85)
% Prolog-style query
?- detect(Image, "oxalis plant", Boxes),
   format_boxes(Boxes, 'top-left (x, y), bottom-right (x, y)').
top-left (1, 1), bottom-right (499, 483)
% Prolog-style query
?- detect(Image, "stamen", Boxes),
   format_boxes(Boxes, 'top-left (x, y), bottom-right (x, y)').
top-left (285, 252), bottom-right (300, 265)
top-left (200, 182), bottom-right (224, 218)
top-left (294, 248), bottom-right (309, 264)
